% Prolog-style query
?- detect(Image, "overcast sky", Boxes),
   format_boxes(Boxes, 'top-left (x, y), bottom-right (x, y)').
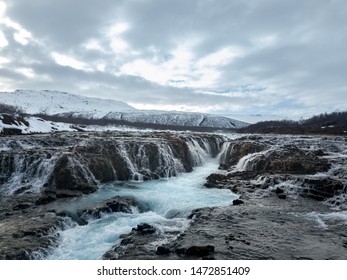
top-left (0, 0), bottom-right (346, 118)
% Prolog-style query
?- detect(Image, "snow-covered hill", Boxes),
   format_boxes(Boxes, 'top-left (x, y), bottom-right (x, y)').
top-left (104, 111), bottom-right (247, 129)
top-left (222, 114), bottom-right (289, 124)
top-left (0, 90), bottom-right (249, 130)
top-left (0, 90), bottom-right (135, 117)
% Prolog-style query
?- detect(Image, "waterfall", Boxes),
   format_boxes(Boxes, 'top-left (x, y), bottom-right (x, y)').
top-left (0, 132), bottom-right (226, 198)
top-left (0, 151), bottom-right (60, 195)
top-left (46, 157), bottom-right (237, 260)
top-left (185, 135), bottom-right (225, 166)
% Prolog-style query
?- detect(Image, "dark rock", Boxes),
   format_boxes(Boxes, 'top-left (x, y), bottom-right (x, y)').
top-left (221, 141), bottom-right (268, 168)
top-left (233, 199), bottom-right (245, 205)
top-left (175, 248), bottom-right (187, 255)
top-left (1, 128), bottom-right (23, 136)
top-left (120, 238), bottom-right (133, 246)
top-left (314, 149), bottom-right (325, 156)
top-left (251, 146), bottom-right (330, 174)
top-left (134, 223), bottom-right (156, 235)
top-left (302, 178), bottom-right (344, 200)
top-left (103, 223), bottom-right (160, 259)
top-left (56, 210), bottom-right (88, 226)
top-left (278, 194), bottom-right (287, 199)
top-left (0, 212), bottom-right (63, 260)
top-left (185, 245), bottom-right (215, 257)
top-left (156, 246), bottom-right (171, 255)
top-left (13, 185), bottom-right (32, 195)
top-left (35, 194), bottom-right (56, 205)
top-left (202, 256), bottom-right (216, 260)
top-left (44, 154), bottom-right (98, 199)
top-left (220, 140), bottom-right (330, 175)
top-left (79, 196), bottom-right (138, 220)
top-left (12, 203), bottom-right (34, 211)
top-left (275, 187), bottom-right (284, 194)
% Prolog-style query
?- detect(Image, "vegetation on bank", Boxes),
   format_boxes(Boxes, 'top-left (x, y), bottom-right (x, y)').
top-left (239, 111), bottom-right (347, 135)
top-left (0, 103), bottom-right (24, 115)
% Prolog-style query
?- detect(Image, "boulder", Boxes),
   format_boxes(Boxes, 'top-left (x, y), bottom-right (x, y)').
top-left (185, 245), bottom-right (215, 257)
top-left (232, 199), bottom-right (245, 205)
top-left (79, 196), bottom-right (138, 220)
top-left (39, 154), bottom-right (98, 203)
top-left (156, 246), bottom-right (171, 255)
top-left (133, 223), bottom-right (157, 235)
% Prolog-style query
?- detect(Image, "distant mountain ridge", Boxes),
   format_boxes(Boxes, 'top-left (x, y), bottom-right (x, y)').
top-left (0, 90), bottom-right (249, 130)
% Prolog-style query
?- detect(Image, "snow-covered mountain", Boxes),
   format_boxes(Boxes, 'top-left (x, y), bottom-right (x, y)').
top-left (0, 90), bottom-right (249, 130)
top-left (0, 89), bottom-right (135, 117)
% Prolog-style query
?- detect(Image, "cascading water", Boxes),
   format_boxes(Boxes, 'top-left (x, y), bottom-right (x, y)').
top-left (0, 152), bottom-right (60, 195)
top-left (0, 132), bottom-right (238, 259)
top-left (46, 145), bottom-right (237, 260)
top-left (0, 133), bottom-right (225, 197)
top-left (234, 150), bottom-right (269, 171)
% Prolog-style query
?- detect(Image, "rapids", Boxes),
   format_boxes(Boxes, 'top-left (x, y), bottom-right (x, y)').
top-left (47, 158), bottom-right (237, 259)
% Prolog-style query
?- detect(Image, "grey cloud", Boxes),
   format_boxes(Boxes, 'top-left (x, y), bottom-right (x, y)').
top-left (1, 0), bottom-right (347, 118)
top-left (6, 0), bottom-right (120, 50)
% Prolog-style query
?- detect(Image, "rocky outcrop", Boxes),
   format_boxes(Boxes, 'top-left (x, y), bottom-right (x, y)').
top-left (247, 145), bottom-right (330, 174)
top-left (79, 196), bottom-right (139, 220)
top-left (39, 154), bottom-right (99, 203)
top-left (220, 140), bottom-right (268, 169)
top-left (0, 210), bottom-right (63, 260)
top-left (208, 136), bottom-right (343, 202)
top-left (165, 198), bottom-right (347, 260)
top-left (220, 139), bottom-right (329, 174)
top-left (103, 223), bottom-right (159, 260)
top-left (301, 177), bottom-right (344, 201)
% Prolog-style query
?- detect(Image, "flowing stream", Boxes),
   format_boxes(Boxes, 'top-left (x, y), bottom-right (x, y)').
top-left (47, 157), bottom-right (237, 260)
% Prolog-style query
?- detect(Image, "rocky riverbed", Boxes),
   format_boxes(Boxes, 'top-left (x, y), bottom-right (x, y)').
top-left (0, 131), bottom-right (225, 259)
top-left (1, 132), bottom-right (346, 259)
top-left (102, 135), bottom-right (347, 260)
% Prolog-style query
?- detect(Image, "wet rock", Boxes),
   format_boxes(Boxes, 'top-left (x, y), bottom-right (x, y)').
top-left (79, 196), bottom-right (138, 220)
top-left (232, 199), bottom-right (244, 205)
top-left (120, 238), bottom-right (133, 246)
top-left (103, 223), bottom-right (160, 260)
top-left (220, 139), bottom-right (330, 175)
top-left (156, 246), bottom-right (171, 255)
top-left (134, 223), bottom-right (157, 235)
top-left (55, 210), bottom-right (87, 226)
top-left (275, 187), bottom-right (284, 194)
top-left (12, 202), bottom-right (34, 211)
top-left (43, 154), bottom-right (98, 200)
top-left (185, 245), bottom-right (215, 257)
top-left (0, 211), bottom-right (64, 260)
top-left (301, 178), bottom-right (344, 200)
top-left (175, 248), bottom-right (187, 255)
top-left (278, 194), bottom-right (287, 199)
top-left (220, 141), bottom-right (268, 169)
